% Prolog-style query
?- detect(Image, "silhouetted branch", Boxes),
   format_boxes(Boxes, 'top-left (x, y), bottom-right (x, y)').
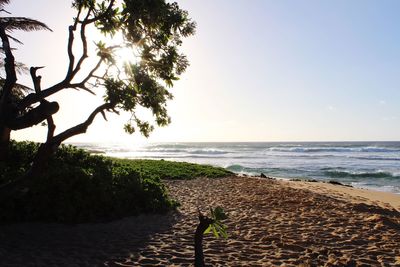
top-left (72, 83), bottom-right (96, 95)
top-left (46, 116), bottom-right (55, 141)
top-left (66, 25), bottom-right (75, 79)
top-left (17, 81), bottom-right (66, 110)
top-left (82, 57), bottom-right (104, 85)
top-left (17, 2), bottom-right (115, 109)
top-left (51, 102), bottom-right (114, 144)
top-left (30, 66), bottom-right (44, 92)
top-left (0, 9), bottom-right (11, 15)
top-left (30, 66), bottom-right (56, 141)
top-left (71, 10), bottom-right (91, 78)
top-left (65, 7), bottom-right (82, 79)
top-left (84, 0), bottom-right (115, 24)
top-left (7, 101), bottom-right (59, 130)
top-left (69, 56), bottom-right (104, 95)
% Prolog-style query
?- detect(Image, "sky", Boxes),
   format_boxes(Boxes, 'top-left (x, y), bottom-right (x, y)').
top-left (6, 0), bottom-right (400, 143)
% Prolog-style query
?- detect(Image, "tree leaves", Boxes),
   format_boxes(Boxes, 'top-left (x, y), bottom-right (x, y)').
top-left (95, 41), bottom-right (116, 64)
top-left (213, 206), bottom-right (228, 220)
top-left (0, 0), bottom-right (195, 145)
top-left (89, 0), bottom-right (195, 138)
top-left (204, 206), bottom-right (229, 239)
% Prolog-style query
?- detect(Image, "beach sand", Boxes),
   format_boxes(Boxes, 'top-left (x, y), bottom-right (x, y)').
top-left (1, 176), bottom-right (399, 266)
top-left (286, 179), bottom-right (400, 211)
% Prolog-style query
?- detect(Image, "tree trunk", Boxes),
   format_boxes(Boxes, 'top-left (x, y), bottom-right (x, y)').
top-left (28, 140), bottom-right (60, 178)
top-left (0, 125), bottom-right (10, 161)
top-left (194, 214), bottom-right (214, 267)
top-left (0, 140), bottom-right (59, 201)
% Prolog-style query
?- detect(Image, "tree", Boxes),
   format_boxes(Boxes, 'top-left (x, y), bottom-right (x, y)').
top-left (0, 0), bottom-right (195, 189)
top-left (0, 0), bottom-right (52, 160)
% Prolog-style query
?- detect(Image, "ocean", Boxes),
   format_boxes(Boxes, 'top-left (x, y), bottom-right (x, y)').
top-left (72, 142), bottom-right (400, 194)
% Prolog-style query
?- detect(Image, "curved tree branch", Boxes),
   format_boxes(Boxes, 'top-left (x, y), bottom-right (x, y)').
top-left (65, 6), bottom-right (82, 79)
top-left (24, 102), bottom-right (115, 179)
top-left (17, 81), bottom-right (67, 110)
top-left (51, 102), bottom-right (114, 144)
top-left (65, 25), bottom-right (75, 79)
top-left (7, 101), bottom-right (59, 130)
top-left (16, 2), bottom-right (115, 110)
top-left (70, 9), bottom-right (91, 78)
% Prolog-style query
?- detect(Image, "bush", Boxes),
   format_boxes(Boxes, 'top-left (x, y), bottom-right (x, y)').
top-left (0, 142), bottom-right (176, 223)
top-left (0, 140), bottom-right (39, 185)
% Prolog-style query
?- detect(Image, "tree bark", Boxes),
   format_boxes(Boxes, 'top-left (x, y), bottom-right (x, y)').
top-left (194, 213), bottom-right (214, 267)
top-left (27, 140), bottom-right (60, 178)
top-left (0, 22), bottom-right (17, 161)
top-left (6, 101), bottom-right (59, 130)
top-left (27, 102), bottom-right (114, 178)
top-left (0, 125), bottom-right (10, 161)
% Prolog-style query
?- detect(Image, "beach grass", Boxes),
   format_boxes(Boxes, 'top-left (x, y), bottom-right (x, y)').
top-left (113, 158), bottom-right (232, 180)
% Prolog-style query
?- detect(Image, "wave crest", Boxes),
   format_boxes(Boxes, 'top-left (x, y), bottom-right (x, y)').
top-left (269, 146), bottom-right (400, 153)
top-left (324, 170), bottom-right (399, 179)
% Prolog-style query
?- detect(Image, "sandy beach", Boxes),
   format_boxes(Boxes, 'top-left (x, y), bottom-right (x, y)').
top-left (1, 176), bottom-right (399, 266)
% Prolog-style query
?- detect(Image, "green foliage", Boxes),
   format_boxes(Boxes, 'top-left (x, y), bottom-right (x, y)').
top-left (0, 141), bottom-right (177, 223)
top-left (1, 0), bottom-right (195, 152)
top-left (113, 158), bottom-right (233, 180)
top-left (73, 0), bottom-right (196, 137)
top-left (0, 142), bottom-right (231, 223)
top-left (204, 206), bottom-right (228, 238)
top-left (0, 140), bottom-right (39, 184)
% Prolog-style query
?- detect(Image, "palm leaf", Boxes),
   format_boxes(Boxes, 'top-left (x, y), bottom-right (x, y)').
top-left (0, 58), bottom-right (29, 74)
top-left (12, 82), bottom-right (33, 96)
top-left (0, 79), bottom-right (33, 100)
top-left (0, 17), bottom-right (52, 32)
top-left (0, 46), bottom-right (16, 51)
top-left (6, 34), bottom-right (22, 44)
top-left (0, 0), bottom-right (10, 9)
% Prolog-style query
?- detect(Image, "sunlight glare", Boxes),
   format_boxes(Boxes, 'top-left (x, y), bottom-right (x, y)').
top-left (114, 43), bottom-right (139, 66)
top-left (88, 26), bottom-right (140, 67)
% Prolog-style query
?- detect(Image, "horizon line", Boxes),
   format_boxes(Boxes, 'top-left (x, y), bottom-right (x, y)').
top-left (66, 140), bottom-right (400, 144)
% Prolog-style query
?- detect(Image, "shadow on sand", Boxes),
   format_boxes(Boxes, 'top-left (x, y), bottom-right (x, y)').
top-left (0, 211), bottom-right (183, 266)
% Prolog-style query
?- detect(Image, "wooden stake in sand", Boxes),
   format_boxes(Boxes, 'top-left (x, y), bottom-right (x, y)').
top-left (194, 207), bottom-right (228, 267)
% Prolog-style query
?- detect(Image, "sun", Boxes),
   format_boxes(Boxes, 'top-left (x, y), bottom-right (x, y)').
top-left (89, 28), bottom-right (140, 67)
top-left (114, 43), bottom-right (139, 66)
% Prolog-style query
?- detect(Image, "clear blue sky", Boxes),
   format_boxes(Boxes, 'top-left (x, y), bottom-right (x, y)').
top-left (8, 0), bottom-right (400, 143)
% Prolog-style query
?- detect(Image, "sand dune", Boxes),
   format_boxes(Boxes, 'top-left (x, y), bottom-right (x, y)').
top-left (1, 176), bottom-right (399, 266)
